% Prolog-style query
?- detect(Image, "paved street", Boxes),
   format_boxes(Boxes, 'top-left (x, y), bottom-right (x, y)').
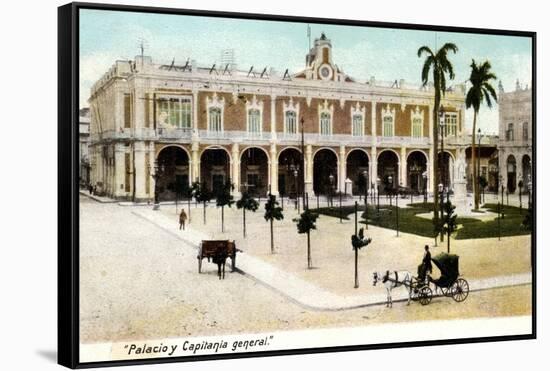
top-left (80, 196), bottom-right (532, 343)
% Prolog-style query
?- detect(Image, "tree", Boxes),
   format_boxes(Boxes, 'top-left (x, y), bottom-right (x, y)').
top-left (522, 203), bottom-right (532, 230)
top-left (236, 191), bottom-right (259, 238)
top-left (441, 198), bottom-right (458, 253)
top-left (264, 194), bottom-right (284, 254)
top-left (466, 59), bottom-right (498, 210)
top-left (216, 179), bottom-right (235, 233)
top-left (293, 208), bottom-right (319, 269)
top-left (418, 42), bottom-right (458, 232)
top-left (193, 181), bottom-right (211, 225)
top-left (351, 227), bottom-right (372, 288)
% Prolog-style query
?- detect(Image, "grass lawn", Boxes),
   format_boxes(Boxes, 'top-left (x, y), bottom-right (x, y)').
top-left (312, 201), bottom-right (531, 240)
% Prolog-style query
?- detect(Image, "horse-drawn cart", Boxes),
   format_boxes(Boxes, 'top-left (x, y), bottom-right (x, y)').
top-left (197, 240), bottom-right (239, 279)
top-left (413, 252), bottom-right (470, 305)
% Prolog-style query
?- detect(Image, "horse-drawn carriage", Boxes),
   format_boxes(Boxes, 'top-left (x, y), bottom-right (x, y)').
top-left (413, 252), bottom-right (470, 305)
top-left (373, 252), bottom-right (469, 307)
top-left (197, 240), bottom-right (239, 279)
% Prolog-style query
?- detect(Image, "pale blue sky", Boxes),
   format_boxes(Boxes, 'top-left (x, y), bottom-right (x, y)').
top-left (80, 8), bottom-right (532, 134)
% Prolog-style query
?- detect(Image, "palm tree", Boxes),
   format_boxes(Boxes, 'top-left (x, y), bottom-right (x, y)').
top-left (293, 208), bottom-right (319, 269)
top-left (418, 42), bottom-right (458, 232)
top-left (236, 191), bottom-right (259, 238)
top-left (264, 194), bottom-right (284, 254)
top-left (215, 179), bottom-right (235, 232)
top-left (466, 59), bottom-right (497, 210)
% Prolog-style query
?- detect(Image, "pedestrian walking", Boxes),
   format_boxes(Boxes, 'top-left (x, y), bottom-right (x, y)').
top-left (179, 209), bottom-right (188, 230)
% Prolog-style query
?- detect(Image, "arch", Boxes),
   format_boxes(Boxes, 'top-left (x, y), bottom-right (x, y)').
top-left (155, 144), bottom-right (191, 160)
top-left (407, 151), bottom-right (428, 193)
top-left (313, 146), bottom-right (338, 159)
top-left (313, 148), bottom-right (338, 195)
top-left (240, 147), bottom-right (270, 196)
top-left (199, 144), bottom-right (232, 159)
top-left (346, 148), bottom-right (371, 162)
top-left (377, 150), bottom-right (399, 193)
top-left (278, 147), bottom-right (303, 197)
top-left (406, 149), bottom-right (428, 163)
top-left (200, 147), bottom-right (231, 194)
top-left (155, 146), bottom-right (190, 201)
top-left (240, 145), bottom-right (270, 161)
top-left (377, 148), bottom-right (401, 163)
top-left (506, 154), bottom-right (517, 193)
top-left (277, 145), bottom-right (302, 160)
top-left (346, 149), bottom-right (370, 195)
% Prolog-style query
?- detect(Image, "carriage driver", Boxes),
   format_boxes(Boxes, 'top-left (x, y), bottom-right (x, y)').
top-left (418, 245), bottom-right (433, 282)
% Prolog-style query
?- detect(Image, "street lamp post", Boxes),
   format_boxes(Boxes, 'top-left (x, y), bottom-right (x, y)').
top-left (293, 169), bottom-right (300, 213)
top-left (519, 179), bottom-right (523, 213)
top-left (388, 175), bottom-right (393, 207)
top-left (151, 160), bottom-right (164, 210)
top-left (438, 183), bottom-right (444, 242)
top-left (376, 177), bottom-right (381, 216)
top-left (329, 174), bottom-right (334, 208)
top-left (423, 171), bottom-right (428, 204)
top-left (396, 183), bottom-right (400, 237)
top-left (363, 170), bottom-right (368, 229)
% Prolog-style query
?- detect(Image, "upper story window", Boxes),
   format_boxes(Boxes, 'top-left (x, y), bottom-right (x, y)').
top-left (320, 112), bottom-right (331, 136)
top-left (522, 122), bottom-right (529, 140)
top-left (206, 93), bottom-right (225, 133)
top-left (352, 115), bottom-right (363, 136)
top-left (506, 123), bottom-right (514, 141)
top-left (248, 109), bottom-right (261, 134)
top-left (382, 104), bottom-right (395, 137)
top-left (411, 106), bottom-right (424, 138)
top-left (246, 95), bottom-right (263, 135)
top-left (208, 108), bottom-right (222, 132)
top-left (319, 100), bottom-right (333, 136)
top-left (351, 102), bottom-right (365, 137)
top-left (444, 113), bottom-right (457, 137)
top-left (157, 96), bottom-right (192, 128)
top-left (285, 111), bottom-right (297, 134)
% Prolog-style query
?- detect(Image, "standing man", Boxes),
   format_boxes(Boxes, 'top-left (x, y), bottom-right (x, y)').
top-left (418, 245), bottom-right (433, 282)
top-left (179, 209), bottom-right (188, 230)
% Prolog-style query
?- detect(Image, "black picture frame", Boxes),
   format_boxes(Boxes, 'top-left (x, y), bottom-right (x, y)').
top-left (58, 2), bottom-right (536, 368)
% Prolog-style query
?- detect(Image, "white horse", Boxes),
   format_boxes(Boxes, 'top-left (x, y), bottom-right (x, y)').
top-left (372, 270), bottom-right (413, 308)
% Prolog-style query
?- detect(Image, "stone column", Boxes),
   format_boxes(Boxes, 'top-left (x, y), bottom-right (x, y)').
top-left (231, 142), bottom-right (240, 196)
top-left (370, 146), bottom-right (378, 193)
top-left (400, 146), bottom-right (407, 187)
top-left (133, 82), bottom-right (145, 133)
top-left (134, 141), bottom-right (148, 201)
top-left (339, 145), bottom-right (346, 192)
top-left (305, 144), bottom-right (313, 195)
top-left (270, 95), bottom-right (277, 141)
top-left (147, 142), bottom-right (155, 197)
top-left (371, 102), bottom-right (377, 138)
top-left (192, 90), bottom-right (199, 139)
top-left (191, 141), bottom-right (200, 183)
top-left (114, 143), bottom-right (126, 198)
top-left (270, 143), bottom-right (279, 196)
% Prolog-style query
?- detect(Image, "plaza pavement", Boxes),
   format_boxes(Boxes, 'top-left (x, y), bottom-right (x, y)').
top-left (132, 206), bottom-right (532, 311)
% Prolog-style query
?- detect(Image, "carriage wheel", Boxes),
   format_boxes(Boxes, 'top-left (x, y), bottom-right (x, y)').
top-left (451, 278), bottom-right (469, 302)
top-left (440, 285), bottom-right (452, 297)
top-left (418, 286), bottom-right (433, 306)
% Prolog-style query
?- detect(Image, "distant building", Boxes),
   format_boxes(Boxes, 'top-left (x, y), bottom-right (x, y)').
top-left (87, 33), bottom-right (470, 201)
top-left (497, 81), bottom-right (532, 193)
top-left (79, 108), bottom-right (91, 185)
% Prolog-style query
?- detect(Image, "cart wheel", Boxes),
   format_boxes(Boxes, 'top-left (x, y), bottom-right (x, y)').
top-left (418, 286), bottom-right (432, 305)
top-left (452, 278), bottom-right (469, 302)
